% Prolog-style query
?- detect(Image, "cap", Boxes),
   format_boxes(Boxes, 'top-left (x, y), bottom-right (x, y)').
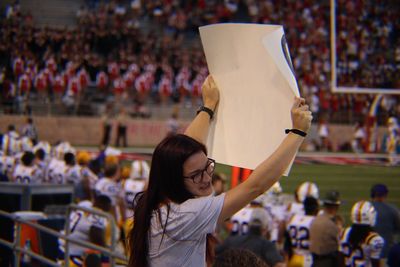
top-left (322, 190), bottom-right (341, 205)
top-left (371, 184), bottom-right (388, 198)
top-left (249, 208), bottom-right (270, 229)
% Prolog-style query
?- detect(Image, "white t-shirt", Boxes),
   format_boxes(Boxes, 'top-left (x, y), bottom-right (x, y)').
top-left (149, 193), bottom-right (225, 267)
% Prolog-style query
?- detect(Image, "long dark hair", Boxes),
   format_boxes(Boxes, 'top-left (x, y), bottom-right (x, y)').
top-left (128, 134), bottom-right (207, 267)
top-left (348, 224), bottom-right (374, 249)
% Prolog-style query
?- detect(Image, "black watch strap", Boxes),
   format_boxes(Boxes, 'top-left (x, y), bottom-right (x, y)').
top-left (285, 128), bottom-right (307, 137)
top-left (197, 106), bottom-right (214, 120)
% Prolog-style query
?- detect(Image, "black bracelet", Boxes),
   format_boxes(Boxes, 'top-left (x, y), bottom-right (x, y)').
top-left (197, 106), bottom-right (214, 120)
top-left (285, 128), bottom-right (307, 137)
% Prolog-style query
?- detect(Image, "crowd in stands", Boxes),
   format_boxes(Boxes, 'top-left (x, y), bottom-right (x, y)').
top-left (1, 123), bottom-right (399, 267)
top-left (0, 0), bottom-right (399, 124)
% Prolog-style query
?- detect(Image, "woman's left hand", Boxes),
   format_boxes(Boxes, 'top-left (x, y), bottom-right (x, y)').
top-left (202, 75), bottom-right (219, 111)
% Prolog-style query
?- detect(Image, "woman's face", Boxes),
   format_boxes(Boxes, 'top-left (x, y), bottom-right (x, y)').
top-left (183, 152), bottom-right (214, 197)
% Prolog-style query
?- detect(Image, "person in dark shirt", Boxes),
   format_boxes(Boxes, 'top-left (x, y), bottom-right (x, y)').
top-left (216, 208), bottom-right (285, 267)
top-left (370, 184), bottom-right (400, 258)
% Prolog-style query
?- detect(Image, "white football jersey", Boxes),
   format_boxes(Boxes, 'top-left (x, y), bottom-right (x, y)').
top-left (64, 164), bottom-right (82, 185)
top-left (35, 159), bottom-right (48, 174)
top-left (95, 178), bottom-right (122, 206)
top-left (80, 166), bottom-right (98, 190)
top-left (339, 227), bottom-right (384, 267)
top-left (264, 202), bottom-right (287, 242)
top-left (13, 164), bottom-right (43, 184)
top-left (63, 209), bottom-right (108, 256)
top-left (286, 214), bottom-right (315, 267)
top-left (123, 178), bottom-right (146, 218)
top-left (46, 158), bottom-right (66, 184)
top-left (230, 206), bottom-right (272, 235)
top-left (286, 202), bottom-right (305, 220)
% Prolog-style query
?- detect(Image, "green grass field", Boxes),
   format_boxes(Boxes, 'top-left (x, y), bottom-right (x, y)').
top-left (215, 163), bottom-right (400, 226)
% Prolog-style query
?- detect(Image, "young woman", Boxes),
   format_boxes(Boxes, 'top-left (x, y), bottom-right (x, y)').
top-left (129, 76), bottom-right (312, 267)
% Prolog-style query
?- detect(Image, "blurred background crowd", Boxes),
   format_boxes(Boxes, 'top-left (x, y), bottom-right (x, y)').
top-left (1, 0), bottom-right (399, 125)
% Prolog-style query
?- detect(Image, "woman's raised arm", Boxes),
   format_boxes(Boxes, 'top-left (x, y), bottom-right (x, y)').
top-left (218, 97), bottom-right (312, 224)
top-left (184, 75), bottom-right (219, 144)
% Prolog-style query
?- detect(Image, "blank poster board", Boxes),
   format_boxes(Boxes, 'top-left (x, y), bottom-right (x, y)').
top-left (199, 23), bottom-right (300, 174)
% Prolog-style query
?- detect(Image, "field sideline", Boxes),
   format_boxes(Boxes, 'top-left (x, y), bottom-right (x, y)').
top-left (89, 146), bottom-right (400, 226)
top-left (216, 163), bottom-right (400, 225)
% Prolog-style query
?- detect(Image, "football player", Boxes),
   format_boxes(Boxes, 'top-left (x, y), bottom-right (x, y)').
top-left (286, 196), bottom-right (319, 267)
top-left (59, 195), bottom-right (112, 267)
top-left (339, 201), bottom-right (384, 267)
top-left (124, 160), bottom-right (149, 219)
top-left (263, 182), bottom-right (287, 242)
top-left (12, 151), bottom-right (43, 184)
top-left (94, 163), bottom-right (125, 223)
top-left (46, 142), bottom-right (73, 184)
top-left (287, 181), bottom-right (319, 218)
top-left (230, 194), bottom-right (272, 237)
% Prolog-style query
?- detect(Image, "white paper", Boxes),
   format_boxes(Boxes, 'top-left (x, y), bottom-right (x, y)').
top-left (199, 23), bottom-right (300, 174)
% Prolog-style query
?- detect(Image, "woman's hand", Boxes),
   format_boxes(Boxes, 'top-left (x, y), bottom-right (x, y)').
top-left (202, 75), bottom-right (219, 111)
top-left (291, 97), bottom-right (312, 133)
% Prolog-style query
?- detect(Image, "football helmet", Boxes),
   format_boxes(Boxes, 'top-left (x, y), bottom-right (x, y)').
top-left (130, 159), bottom-right (150, 180)
top-left (351, 200), bottom-right (376, 226)
top-left (296, 181), bottom-right (319, 202)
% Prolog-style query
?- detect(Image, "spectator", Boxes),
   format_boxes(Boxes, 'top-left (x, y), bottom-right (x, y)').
top-left (128, 76), bottom-right (312, 266)
top-left (370, 184), bottom-right (400, 258)
top-left (216, 208), bottom-right (285, 267)
top-left (310, 190), bottom-right (342, 267)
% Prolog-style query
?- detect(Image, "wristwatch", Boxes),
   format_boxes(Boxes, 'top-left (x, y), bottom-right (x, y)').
top-left (197, 106), bottom-right (214, 120)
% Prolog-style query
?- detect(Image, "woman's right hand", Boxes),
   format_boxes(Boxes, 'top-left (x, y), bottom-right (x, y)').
top-left (291, 97), bottom-right (312, 133)
top-left (202, 75), bottom-right (219, 111)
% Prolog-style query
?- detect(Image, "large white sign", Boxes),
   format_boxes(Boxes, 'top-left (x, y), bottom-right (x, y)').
top-left (199, 23), bottom-right (300, 174)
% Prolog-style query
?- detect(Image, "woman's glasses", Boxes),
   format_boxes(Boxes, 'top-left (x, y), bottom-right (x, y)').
top-left (184, 158), bottom-right (216, 184)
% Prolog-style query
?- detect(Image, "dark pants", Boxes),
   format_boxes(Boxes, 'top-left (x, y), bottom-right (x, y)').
top-left (115, 125), bottom-right (127, 147)
top-left (102, 124), bottom-right (111, 146)
top-left (312, 253), bottom-right (338, 267)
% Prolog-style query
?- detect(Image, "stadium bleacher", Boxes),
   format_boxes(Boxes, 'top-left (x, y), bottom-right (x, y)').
top-left (0, 1), bottom-right (399, 267)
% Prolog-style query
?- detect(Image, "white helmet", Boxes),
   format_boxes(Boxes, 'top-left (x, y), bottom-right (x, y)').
top-left (296, 182), bottom-right (319, 202)
top-left (130, 160), bottom-right (150, 180)
top-left (351, 201), bottom-right (376, 226)
top-left (33, 141), bottom-right (51, 155)
top-left (268, 182), bottom-right (282, 196)
top-left (52, 141), bottom-right (74, 159)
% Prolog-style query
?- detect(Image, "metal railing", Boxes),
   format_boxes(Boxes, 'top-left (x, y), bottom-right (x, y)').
top-left (0, 205), bottom-right (128, 267)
